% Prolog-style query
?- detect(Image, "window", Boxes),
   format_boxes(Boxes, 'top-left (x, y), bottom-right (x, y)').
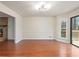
top-left (61, 21), bottom-right (66, 38)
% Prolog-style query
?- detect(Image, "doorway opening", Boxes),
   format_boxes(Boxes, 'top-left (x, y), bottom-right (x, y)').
top-left (70, 15), bottom-right (79, 47)
top-left (0, 12), bottom-right (15, 42)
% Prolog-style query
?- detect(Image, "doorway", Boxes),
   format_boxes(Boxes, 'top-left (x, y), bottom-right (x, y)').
top-left (0, 12), bottom-right (15, 42)
top-left (70, 15), bottom-right (79, 47)
top-left (0, 17), bottom-right (8, 41)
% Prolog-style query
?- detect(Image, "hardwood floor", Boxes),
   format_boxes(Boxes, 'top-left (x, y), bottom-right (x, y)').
top-left (0, 40), bottom-right (79, 57)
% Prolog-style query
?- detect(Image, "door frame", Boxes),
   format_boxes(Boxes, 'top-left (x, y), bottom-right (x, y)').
top-left (0, 17), bottom-right (8, 41)
top-left (70, 15), bottom-right (79, 48)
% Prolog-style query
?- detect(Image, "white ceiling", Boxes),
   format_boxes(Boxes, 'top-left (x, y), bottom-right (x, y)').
top-left (1, 1), bottom-right (79, 17)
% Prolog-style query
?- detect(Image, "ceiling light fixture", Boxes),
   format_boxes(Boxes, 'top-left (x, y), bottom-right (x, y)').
top-left (35, 2), bottom-right (52, 11)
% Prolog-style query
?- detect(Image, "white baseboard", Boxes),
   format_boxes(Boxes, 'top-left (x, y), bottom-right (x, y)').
top-left (23, 38), bottom-right (55, 40)
top-left (8, 39), bottom-right (14, 40)
top-left (15, 38), bottom-right (70, 44)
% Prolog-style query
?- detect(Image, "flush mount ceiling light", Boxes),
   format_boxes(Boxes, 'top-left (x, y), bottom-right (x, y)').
top-left (35, 2), bottom-right (52, 11)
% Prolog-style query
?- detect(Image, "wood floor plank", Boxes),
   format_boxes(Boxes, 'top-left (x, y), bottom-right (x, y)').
top-left (0, 40), bottom-right (79, 57)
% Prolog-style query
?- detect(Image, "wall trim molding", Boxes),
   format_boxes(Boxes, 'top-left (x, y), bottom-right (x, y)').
top-left (8, 39), bottom-right (14, 40)
top-left (23, 38), bottom-right (55, 40)
top-left (15, 38), bottom-right (69, 44)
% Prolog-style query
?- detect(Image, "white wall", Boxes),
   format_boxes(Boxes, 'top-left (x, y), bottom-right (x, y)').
top-left (1, 2), bottom-right (79, 43)
top-left (0, 3), bottom-right (23, 43)
top-left (8, 17), bottom-right (15, 40)
top-left (23, 17), bottom-right (56, 39)
top-left (56, 8), bottom-right (79, 43)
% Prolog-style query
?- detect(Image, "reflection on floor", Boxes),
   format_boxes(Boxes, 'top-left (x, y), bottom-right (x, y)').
top-left (0, 40), bottom-right (79, 57)
top-left (73, 40), bottom-right (79, 46)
